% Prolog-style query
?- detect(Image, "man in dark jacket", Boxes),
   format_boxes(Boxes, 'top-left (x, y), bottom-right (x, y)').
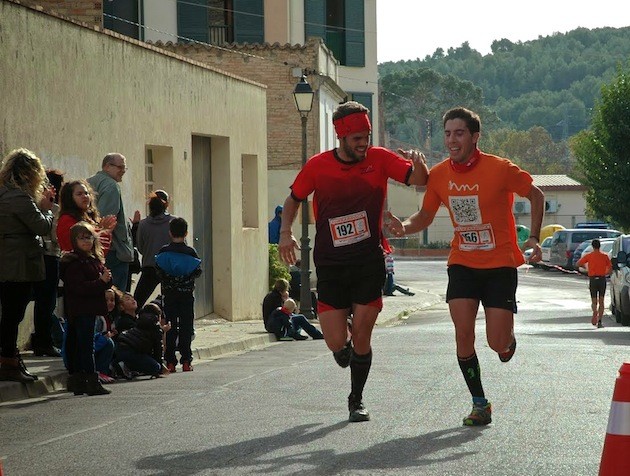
top-left (116, 303), bottom-right (165, 377)
top-left (268, 205), bottom-right (283, 244)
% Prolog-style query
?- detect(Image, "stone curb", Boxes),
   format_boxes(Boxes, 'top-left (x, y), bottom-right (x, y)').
top-left (0, 292), bottom-right (442, 404)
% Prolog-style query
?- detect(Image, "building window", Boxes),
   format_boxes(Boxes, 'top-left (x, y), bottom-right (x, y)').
top-left (241, 154), bottom-right (258, 228)
top-left (177, 0), bottom-right (263, 45)
top-left (145, 149), bottom-right (155, 214)
top-left (304, 0), bottom-right (364, 67)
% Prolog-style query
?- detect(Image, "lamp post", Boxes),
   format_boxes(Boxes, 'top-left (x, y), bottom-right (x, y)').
top-left (292, 75), bottom-right (315, 319)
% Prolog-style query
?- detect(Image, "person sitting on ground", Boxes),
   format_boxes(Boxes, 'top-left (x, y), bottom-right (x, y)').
top-left (115, 303), bottom-right (168, 378)
top-left (93, 288), bottom-right (118, 383)
top-left (267, 298), bottom-right (324, 341)
top-left (262, 278), bottom-right (290, 329)
top-left (288, 259), bottom-right (318, 319)
top-left (113, 291), bottom-right (138, 337)
top-left (383, 252), bottom-right (415, 296)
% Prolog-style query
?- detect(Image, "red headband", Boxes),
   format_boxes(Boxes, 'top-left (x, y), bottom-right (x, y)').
top-left (333, 112), bottom-right (372, 138)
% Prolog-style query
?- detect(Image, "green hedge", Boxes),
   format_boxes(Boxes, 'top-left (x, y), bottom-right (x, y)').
top-left (268, 244), bottom-right (290, 290)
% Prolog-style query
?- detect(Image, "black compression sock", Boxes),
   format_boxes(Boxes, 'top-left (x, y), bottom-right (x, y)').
top-left (458, 353), bottom-right (485, 399)
top-left (350, 349), bottom-right (372, 401)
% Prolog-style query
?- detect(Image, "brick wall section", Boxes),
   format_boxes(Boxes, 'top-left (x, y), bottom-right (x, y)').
top-left (156, 39), bottom-right (326, 170)
top-left (18, 0), bottom-right (102, 26)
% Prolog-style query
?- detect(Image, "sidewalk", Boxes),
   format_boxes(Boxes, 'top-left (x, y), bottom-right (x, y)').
top-left (0, 289), bottom-right (441, 403)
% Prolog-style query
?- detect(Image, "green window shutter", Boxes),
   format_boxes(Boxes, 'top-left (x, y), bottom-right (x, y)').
top-left (344, 0), bottom-right (365, 66)
top-left (177, 0), bottom-right (208, 43)
top-left (234, 0), bottom-right (264, 43)
top-left (304, 0), bottom-right (326, 41)
top-left (351, 92), bottom-right (373, 122)
top-left (103, 0), bottom-right (139, 39)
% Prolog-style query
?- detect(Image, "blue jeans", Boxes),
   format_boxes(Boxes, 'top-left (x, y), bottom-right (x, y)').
top-left (164, 294), bottom-right (195, 364)
top-left (105, 250), bottom-right (130, 292)
top-left (66, 315), bottom-right (96, 374)
top-left (291, 314), bottom-right (323, 339)
top-left (116, 346), bottom-right (160, 375)
top-left (94, 336), bottom-right (115, 374)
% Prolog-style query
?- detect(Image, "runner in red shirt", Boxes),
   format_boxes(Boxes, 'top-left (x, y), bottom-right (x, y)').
top-left (577, 239), bottom-right (612, 328)
top-left (387, 107), bottom-right (545, 427)
top-left (278, 101), bottom-right (429, 422)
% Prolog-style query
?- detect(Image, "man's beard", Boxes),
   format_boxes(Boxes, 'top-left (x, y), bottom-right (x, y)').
top-left (341, 141), bottom-right (365, 163)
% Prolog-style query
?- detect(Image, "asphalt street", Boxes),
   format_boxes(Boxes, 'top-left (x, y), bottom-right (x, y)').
top-left (0, 260), bottom-right (626, 476)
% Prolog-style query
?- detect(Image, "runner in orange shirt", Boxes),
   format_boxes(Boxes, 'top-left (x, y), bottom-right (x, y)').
top-left (386, 107), bottom-right (545, 427)
top-left (576, 239), bottom-right (612, 328)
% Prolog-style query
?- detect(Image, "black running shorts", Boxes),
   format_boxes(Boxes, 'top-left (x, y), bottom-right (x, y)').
top-left (589, 276), bottom-right (606, 298)
top-left (446, 264), bottom-right (518, 313)
top-left (316, 257), bottom-right (386, 310)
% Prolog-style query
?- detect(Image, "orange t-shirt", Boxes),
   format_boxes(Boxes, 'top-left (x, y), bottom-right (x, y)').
top-left (422, 151), bottom-right (533, 269)
top-left (577, 250), bottom-right (612, 277)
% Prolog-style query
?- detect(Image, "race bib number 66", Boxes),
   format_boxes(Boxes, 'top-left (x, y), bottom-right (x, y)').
top-left (329, 211), bottom-right (371, 247)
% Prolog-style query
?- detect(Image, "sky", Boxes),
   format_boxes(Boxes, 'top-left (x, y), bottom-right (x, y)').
top-left (377, 0), bottom-right (630, 63)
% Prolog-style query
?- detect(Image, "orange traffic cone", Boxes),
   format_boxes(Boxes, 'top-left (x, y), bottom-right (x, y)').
top-left (599, 363), bottom-right (630, 475)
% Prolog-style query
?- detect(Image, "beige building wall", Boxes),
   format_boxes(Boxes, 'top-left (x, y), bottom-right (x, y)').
top-left (1, 1), bottom-right (269, 347)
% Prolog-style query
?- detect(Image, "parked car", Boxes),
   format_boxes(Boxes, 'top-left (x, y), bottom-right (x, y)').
top-left (609, 235), bottom-right (630, 326)
top-left (576, 238), bottom-right (615, 275)
top-left (574, 222), bottom-right (613, 229)
top-left (548, 228), bottom-right (621, 270)
top-left (524, 236), bottom-right (553, 268)
top-left (540, 236), bottom-right (553, 265)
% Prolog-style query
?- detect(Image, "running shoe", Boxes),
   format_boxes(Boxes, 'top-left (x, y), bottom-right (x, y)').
top-left (463, 402), bottom-right (492, 426)
top-left (166, 362), bottom-right (177, 373)
top-left (498, 338), bottom-right (517, 362)
top-left (591, 314), bottom-right (598, 326)
top-left (333, 341), bottom-right (352, 368)
top-left (348, 396), bottom-right (370, 422)
top-left (597, 320), bottom-right (604, 328)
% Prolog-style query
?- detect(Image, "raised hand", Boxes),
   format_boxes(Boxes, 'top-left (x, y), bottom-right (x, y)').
top-left (384, 211), bottom-right (405, 237)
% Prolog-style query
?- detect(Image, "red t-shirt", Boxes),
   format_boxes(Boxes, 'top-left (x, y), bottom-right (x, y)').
top-left (57, 214), bottom-right (111, 255)
top-left (422, 151), bottom-right (533, 269)
top-left (291, 146), bottom-right (412, 266)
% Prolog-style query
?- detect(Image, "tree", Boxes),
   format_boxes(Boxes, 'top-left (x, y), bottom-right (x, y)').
top-left (572, 64), bottom-right (630, 229)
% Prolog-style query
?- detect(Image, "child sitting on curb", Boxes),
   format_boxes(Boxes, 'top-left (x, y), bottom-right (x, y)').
top-left (266, 298), bottom-right (324, 341)
top-left (115, 303), bottom-right (168, 378)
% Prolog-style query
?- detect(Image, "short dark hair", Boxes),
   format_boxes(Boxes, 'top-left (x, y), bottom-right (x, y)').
top-left (148, 194), bottom-right (167, 217)
top-left (139, 302), bottom-right (162, 319)
top-left (442, 107), bottom-right (481, 134)
top-left (592, 239), bottom-right (601, 249)
top-left (333, 101), bottom-right (369, 122)
top-left (170, 217), bottom-right (188, 237)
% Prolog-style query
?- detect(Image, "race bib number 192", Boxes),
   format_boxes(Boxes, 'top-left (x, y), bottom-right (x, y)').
top-left (329, 211), bottom-right (371, 247)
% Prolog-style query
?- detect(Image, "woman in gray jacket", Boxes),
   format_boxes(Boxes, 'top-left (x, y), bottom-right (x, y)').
top-left (0, 148), bottom-right (54, 383)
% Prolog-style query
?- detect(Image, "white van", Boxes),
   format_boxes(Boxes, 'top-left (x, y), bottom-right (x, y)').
top-left (548, 228), bottom-right (621, 270)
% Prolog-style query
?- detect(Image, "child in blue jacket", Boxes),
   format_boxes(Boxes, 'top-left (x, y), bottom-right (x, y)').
top-left (155, 217), bottom-right (201, 373)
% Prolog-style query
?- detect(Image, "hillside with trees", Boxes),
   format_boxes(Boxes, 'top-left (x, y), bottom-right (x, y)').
top-left (378, 26), bottom-right (630, 174)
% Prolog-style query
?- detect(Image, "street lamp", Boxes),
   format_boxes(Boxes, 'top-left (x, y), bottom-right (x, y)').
top-left (292, 75), bottom-right (314, 319)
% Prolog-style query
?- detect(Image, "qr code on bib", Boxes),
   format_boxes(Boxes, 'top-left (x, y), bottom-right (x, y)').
top-left (450, 195), bottom-right (481, 225)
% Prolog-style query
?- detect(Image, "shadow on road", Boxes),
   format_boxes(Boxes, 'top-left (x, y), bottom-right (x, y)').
top-left (135, 423), bottom-right (486, 474)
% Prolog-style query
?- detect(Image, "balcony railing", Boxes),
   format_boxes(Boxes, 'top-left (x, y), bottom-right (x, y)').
top-left (210, 25), bottom-right (232, 45)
